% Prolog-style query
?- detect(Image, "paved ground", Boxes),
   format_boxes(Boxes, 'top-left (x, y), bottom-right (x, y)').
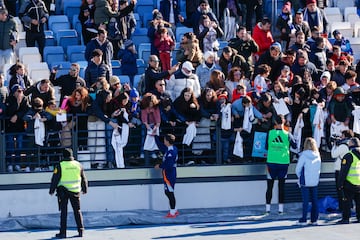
top-left (0, 203), bottom-right (358, 240)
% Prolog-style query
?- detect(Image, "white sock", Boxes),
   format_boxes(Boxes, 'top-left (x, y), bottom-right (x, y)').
top-left (266, 204), bottom-right (271, 212)
top-left (278, 204), bottom-right (284, 213)
top-left (170, 209), bottom-right (176, 215)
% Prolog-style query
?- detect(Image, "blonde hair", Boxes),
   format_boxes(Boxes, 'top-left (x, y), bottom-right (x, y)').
top-left (303, 137), bottom-right (319, 152)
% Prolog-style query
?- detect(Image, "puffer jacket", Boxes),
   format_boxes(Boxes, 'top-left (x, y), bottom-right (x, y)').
top-left (166, 70), bottom-right (201, 101)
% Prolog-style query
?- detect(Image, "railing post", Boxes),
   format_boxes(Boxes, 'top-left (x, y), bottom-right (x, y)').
top-left (215, 120), bottom-right (222, 165)
top-left (0, 119), bottom-right (5, 172)
top-left (73, 114), bottom-right (78, 159)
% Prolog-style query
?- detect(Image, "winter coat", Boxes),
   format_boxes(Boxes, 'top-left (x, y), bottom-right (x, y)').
top-left (118, 49), bottom-right (138, 76)
top-left (85, 38), bottom-right (114, 68)
top-left (195, 62), bottom-right (221, 88)
top-left (219, 49), bottom-right (250, 79)
top-left (94, 0), bottom-right (119, 25)
top-left (21, 0), bottom-right (49, 33)
top-left (252, 22), bottom-right (274, 57)
top-left (85, 61), bottom-right (110, 87)
top-left (0, 14), bottom-right (17, 50)
top-left (296, 150), bottom-right (321, 187)
top-left (159, 0), bottom-right (180, 25)
top-left (166, 71), bottom-right (201, 100)
top-left (24, 82), bottom-right (56, 108)
top-left (5, 95), bottom-right (30, 133)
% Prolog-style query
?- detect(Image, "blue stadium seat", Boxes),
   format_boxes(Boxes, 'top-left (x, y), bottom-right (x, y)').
top-left (56, 30), bottom-right (79, 52)
top-left (48, 15), bottom-right (70, 33)
top-left (63, 0), bottom-right (81, 24)
top-left (67, 45), bottom-right (86, 62)
top-left (142, 12), bottom-right (153, 28)
top-left (138, 43), bottom-right (151, 61)
top-left (72, 14), bottom-right (83, 44)
top-left (112, 60), bottom-right (122, 76)
top-left (44, 30), bottom-right (56, 46)
top-left (175, 27), bottom-right (193, 42)
top-left (50, 61), bottom-right (72, 78)
top-left (77, 61), bottom-right (88, 79)
top-left (43, 46), bottom-right (66, 66)
top-left (118, 75), bottom-right (130, 84)
top-left (133, 74), bottom-right (143, 90)
top-left (136, 58), bottom-right (146, 74)
top-left (132, 28), bottom-right (150, 45)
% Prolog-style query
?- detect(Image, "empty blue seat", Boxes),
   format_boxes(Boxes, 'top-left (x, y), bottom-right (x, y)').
top-left (72, 14), bottom-right (83, 44)
top-left (56, 30), bottom-right (79, 52)
top-left (63, 0), bottom-right (81, 23)
top-left (136, 58), bottom-right (146, 74)
top-left (132, 28), bottom-right (150, 45)
top-left (112, 60), bottom-right (122, 76)
top-left (50, 61), bottom-right (72, 78)
top-left (43, 46), bottom-right (65, 66)
top-left (67, 45), bottom-right (86, 62)
top-left (138, 43), bottom-right (151, 62)
top-left (175, 27), bottom-right (193, 42)
top-left (48, 15), bottom-right (70, 32)
top-left (133, 74), bottom-right (143, 90)
top-left (142, 12), bottom-right (153, 28)
top-left (76, 61), bottom-right (88, 79)
top-left (44, 30), bottom-right (56, 46)
top-left (118, 75), bottom-right (130, 84)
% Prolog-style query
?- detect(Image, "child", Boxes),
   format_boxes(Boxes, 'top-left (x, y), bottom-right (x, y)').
top-left (254, 64), bottom-right (271, 93)
top-left (154, 27), bottom-right (175, 73)
top-left (295, 137), bottom-right (321, 225)
top-left (155, 133), bottom-right (179, 218)
top-left (231, 83), bottom-right (246, 103)
top-left (129, 88), bottom-right (141, 126)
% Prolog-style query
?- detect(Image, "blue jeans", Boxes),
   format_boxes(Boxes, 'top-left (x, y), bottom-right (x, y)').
top-left (300, 186), bottom-right (319, 223)
top-left (220, 137), bottom-right (231, 162)
top-left (6, 133), bottom-right (24, 163)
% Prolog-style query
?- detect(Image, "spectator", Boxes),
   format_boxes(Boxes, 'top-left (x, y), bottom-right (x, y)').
top-left (291, 49), bottom-right (318, 81)
top-left (20, 0), bottom-right (49, 57)
top-left (333, 29), bottom-right (353, 56)
top-left (109, 75), bottom-right (122, 97)
top-left (197, 14), bottom-right (224, 53)
top-left (154, 27), bottom-right (175, 73)
top-left (342, 70), bottom-right (358, 94)
top-left (332, 60), bottom-right (349, 87)
top-left (151, 79), bottom-right (172, 103)
top-left (107, 0), bottom-right (137, 57)
top-left (292, 10), bottom-right (311, 41)
top-left (228, 26), bottom-right (259, 70)
top-left (254, 64), bottom-right (271, 93)
top-left (225, 67), bottom-right (250, 102)
top-left (166, 61), bottom-right (201, 100)
top-left (147, 10), bottom-right (175, 56)
top-left (85, 49), bottom-right (111, 88)
top-left (94, 0), bottom-right (119, 26)
top-left (159, 0), bottom-right (181, 29)
top-left (302, 0), bottom-right (328, 34)
top-left (252, 17), bottom-right (273, 60)
top-left (176, 32), bottom-right (203, 68)
top-left (140, 92), bottom-right (161, 166)
top-left (50, 63), bottom-right (86, 104)
top-left (5, 84), bottom-right (30, 172)
top-left (196, 51), bottom-right (221, 88)
top-left (85, 28), bottom-right (114, 76)
top-left (245, 0), bottom-right (263, 31)
top-left (219, 46), bottom-right (250, 79)
top-left (8, 63), bottom-right (32, 91)
top-left (205, 69), bottom-right (226, 96)
top-left (184, 0), bottom-right (201, 19)
top-left (276, 1), bottom-right (294, 50)
top-left (178, 0), bottom-right (220, 36)
top-left (0, 72), bottom-right (8, 112)
top-left (24, 79), bottom-right (55, 109)
top-left (256, 42), bottom-right (283, 81)
top-left (78, 0), bottom-right (97, 45)
top-left (254, 92), bottom-right (276, 133)
top-left (295, 137), bottom-right (321, 226)
top-left (309, 37), bottom-right (327, 72)
top-left (118, 39), bottom-right (138, 87)
top-left (0, 7), bottom-right (17, 66)
top-left (289, 31), bottom-right (311, 53)
top-left (144, 55), bottom-right (178, 93)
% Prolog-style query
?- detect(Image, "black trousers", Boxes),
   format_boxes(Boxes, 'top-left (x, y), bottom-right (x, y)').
top-left (58, 186), bottom-right (84, 234)
top-left (25, 31), bottom-right (45, 57)
top-left (342, 182), bottom-right (360, 221)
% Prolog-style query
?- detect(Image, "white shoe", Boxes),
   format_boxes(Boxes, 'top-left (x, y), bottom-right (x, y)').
top-left (140, 153), bottom-right (144, 159)
top-left (185, 161), bottom-right (195, 166)
top-left (151, 153), bottom-right (157, 159)
top-left (7, 165), bottom-right (13, 173)
top-left (25, 166), bottom-right (30, 172)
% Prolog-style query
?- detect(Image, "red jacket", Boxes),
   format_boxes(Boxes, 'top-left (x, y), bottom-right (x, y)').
top-left (154, 34), bottom-right (175, 52)
top-left (252, 23), bottom-right (274, 57)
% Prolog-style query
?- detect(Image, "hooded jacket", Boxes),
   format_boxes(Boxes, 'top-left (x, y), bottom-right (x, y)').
top-left (296, 149), bottom-right (321, 187)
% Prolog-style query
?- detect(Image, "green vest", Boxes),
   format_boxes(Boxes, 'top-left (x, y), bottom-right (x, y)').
top-left (267, 129), bottom-right (290, 164)
top-left (58, 161), bottom-right (82, 193)
top-left (346, 152), bottom-right (360, 185)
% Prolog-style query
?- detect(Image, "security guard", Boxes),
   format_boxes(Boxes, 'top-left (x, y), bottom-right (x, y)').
top-left (337, 137), bottom-right (360, 224)
top-left (49, 148), bottom-right (88, 238)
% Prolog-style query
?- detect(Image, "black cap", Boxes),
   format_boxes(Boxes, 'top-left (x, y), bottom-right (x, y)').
top-left (63, 148), bottom-right (73, 159)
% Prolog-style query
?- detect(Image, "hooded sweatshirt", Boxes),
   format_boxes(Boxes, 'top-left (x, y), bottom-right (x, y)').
top-left (296, 149), bottom-right (321, 187)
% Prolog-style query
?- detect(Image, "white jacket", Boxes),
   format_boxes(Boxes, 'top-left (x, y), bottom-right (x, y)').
top-left (166, 73), bottom-right (201, 101)
top-left (296, 150), bottom-right (321, 187)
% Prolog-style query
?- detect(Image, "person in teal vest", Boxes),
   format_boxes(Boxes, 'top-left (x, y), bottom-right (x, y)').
top-left (265, 114), bottom-right (295, 214)
top-left (49, 148), bottom-right (88, 238)
top-left (337, 137), bottom-right (360, 224)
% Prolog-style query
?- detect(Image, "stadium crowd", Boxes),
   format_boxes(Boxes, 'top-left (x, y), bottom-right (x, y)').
top-left (1, 0), bottom-right (360, 173)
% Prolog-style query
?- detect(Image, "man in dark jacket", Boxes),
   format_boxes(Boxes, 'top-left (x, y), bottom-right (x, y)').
top-left (23, 79), bottom-right (55, 109)
top-left (85, 28), bottom-right (114, 76)
top-left (50, 63), bottom-right (86, 104)
top-left (144, 55), bottom-right (178, 93)
top-left (219, 46), bottom-right (250, 79)
top-left (85, 49), bottom-right (110, 88)
top-left (20, 0), bottom-right (49, 57)
top-left (0, 7), bottom-right (17, 66)
top-left (49, 148), bottom-right (88, 238)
